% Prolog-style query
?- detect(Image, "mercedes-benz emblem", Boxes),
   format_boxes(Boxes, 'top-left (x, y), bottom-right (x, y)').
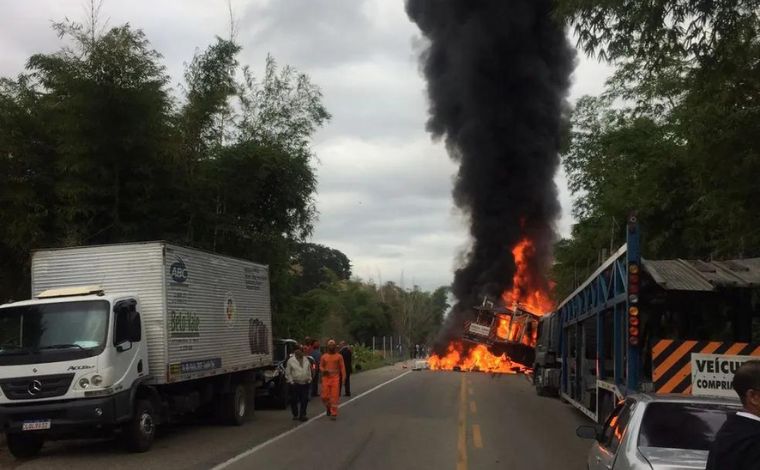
top-left (28, 380), bottom-right (43, 395)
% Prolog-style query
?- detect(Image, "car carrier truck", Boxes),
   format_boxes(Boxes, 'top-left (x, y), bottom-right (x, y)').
top-left (0, 242), bottom-right (273, 457)
top-left (533, 214), bottom-right (760, 422)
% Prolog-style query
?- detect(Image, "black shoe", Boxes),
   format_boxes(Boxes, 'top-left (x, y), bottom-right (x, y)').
top-left (344, 393), bottom-right (351, 397)
top-left (292, 415), bottom-right (299, 421)
top-left (299, 416), bottom-right (308, 422)
top-left (326, 409), bottom-right (331, 416)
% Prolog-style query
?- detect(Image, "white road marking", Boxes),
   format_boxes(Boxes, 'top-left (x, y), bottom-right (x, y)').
top-left (210, 370), bottom-right (413, 470)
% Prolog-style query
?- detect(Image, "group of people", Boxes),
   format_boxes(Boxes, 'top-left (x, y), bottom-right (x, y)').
top-left (284, 337), bottom-right (353, 422)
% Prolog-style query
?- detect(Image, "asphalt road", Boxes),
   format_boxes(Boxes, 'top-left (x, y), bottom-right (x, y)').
top-left (0, 365), bottom-right (592, 470)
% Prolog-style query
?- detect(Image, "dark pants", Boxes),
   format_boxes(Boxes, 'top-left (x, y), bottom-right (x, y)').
top-left (341, 373), bottom-right (351, 396)
top-left (290, 383), bottom-right (310, 418)
top-left (311, 371), bottom-right (320, 397)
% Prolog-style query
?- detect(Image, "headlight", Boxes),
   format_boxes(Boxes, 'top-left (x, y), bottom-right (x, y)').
top-left (91, 375), bottom-right (103, 386)
top-left (79, 377), bottom-right (90, 389)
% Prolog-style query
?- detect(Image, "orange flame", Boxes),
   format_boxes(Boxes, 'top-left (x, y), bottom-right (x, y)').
top-left (428, 341), bottom-right (529, 374)
top-left (495, 316), bottom-right (511, 340)
top-left (501, 238), bottom-right (554, 315)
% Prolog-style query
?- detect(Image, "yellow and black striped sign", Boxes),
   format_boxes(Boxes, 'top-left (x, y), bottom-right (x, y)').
top-left (653, 339), bottom-right (760, 394)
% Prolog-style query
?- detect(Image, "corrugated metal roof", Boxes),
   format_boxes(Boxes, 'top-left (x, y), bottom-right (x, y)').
top-left (642, 258), bottom-right (760, 292)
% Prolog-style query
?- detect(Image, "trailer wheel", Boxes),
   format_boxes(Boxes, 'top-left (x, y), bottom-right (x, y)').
top-left (124, 399), bottom-right (156, 453)
top-left (223, 383), bottom-right (247, 426)
top-left (6, 433), bottom-right (44, 459)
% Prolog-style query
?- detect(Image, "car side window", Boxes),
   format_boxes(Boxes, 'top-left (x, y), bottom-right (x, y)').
top-left (603, 400), bottom-right (636, 454)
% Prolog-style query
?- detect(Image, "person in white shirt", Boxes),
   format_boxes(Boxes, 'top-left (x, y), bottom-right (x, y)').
top-left (285, 346), bottom-right (313, 422)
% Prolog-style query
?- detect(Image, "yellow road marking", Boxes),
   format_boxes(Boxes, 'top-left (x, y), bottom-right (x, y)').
top-left (470, 401), bottom-right (477, 413)
top-left (472, 424), bottom-right (483, 449)
top-left (458, 375), bottom-right (468, 470)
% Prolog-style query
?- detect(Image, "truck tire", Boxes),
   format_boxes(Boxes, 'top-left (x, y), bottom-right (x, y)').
top-left (222, 383), bottom-right (247, 426)
top-left (124, 399), bottom-right (156, 453)
top-left (534, 367), bottom-right (545, 396)
top-left (6, 433), bottom-right (44, 459)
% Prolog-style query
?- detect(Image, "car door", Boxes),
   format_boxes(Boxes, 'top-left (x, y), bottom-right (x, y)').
top-left (589, 400), bottom-right (636, 470)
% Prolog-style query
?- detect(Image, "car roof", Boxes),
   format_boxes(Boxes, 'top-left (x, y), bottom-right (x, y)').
top-left (628, 393), bottom-right (741, 406)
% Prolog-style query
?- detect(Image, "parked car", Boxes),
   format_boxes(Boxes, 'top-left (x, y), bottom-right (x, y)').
top-left (576, 393), bottom-right (742, 470)
top-left (257, 339), bottom-right (316, 408)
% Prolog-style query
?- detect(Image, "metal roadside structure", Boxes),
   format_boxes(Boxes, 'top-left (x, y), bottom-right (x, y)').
top-left (550, 214), bottom-right (760, 423)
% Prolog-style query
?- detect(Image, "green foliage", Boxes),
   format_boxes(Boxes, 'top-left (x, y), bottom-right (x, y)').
top-left (553, 0), bottom-right (760, 298)
top-left (351, 344), bottom-right (388, 372)
top-left (290, 242), bottom-right (352, 294)
top-left (0, 17), bottom-right (329, 308)
top-left (280, 279), bottom-right (449, 348)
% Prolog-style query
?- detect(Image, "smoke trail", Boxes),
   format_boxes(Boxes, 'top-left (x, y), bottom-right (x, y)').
top-left (406, 0), bottom-right (575, 351)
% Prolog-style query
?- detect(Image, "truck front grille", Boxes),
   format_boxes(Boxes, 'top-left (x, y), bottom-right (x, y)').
top-left (0, 373), bottom-right (75, 400)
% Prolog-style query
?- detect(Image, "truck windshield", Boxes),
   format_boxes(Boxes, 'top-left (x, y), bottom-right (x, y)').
top-left (638, 402), bottom-right (740, 450)
top-left (0, 300), bottom-right (110, 356)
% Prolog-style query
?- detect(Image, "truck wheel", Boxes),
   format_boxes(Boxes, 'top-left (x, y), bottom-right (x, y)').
top-left (124, 399), bottom-right (156, 453)
top-left (6, 433), bottom-right (44, 459)
top-left (534, 367), bottom-right (545, 396)
top-left (223, 383), bottom-right (247, 426)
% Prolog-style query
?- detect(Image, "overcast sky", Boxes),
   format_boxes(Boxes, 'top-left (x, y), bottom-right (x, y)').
top-left (0, 0), bottom-right (612, 291)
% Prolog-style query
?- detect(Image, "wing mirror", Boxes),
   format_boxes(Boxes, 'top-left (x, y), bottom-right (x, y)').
top-left (116, 341), bottom-right (133, 353)
top-left (576, 425), bottom-right (601, 441)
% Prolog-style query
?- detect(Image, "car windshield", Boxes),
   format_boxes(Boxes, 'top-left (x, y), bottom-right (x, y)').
top-left (0, 300), bottom-right (110, 354)
top-left (638, 402), bottom-right (739, 450)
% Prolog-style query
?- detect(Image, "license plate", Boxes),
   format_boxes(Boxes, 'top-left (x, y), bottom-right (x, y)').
top-left (22, 420), bottom-right (51, 431)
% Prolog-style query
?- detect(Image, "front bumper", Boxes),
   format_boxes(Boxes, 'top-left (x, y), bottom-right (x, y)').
top-left (0, 390), bottom-right (131, 437)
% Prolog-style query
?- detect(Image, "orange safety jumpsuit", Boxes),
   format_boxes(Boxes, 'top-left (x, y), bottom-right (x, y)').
top-left (320, 352), bottom-right (346, 416)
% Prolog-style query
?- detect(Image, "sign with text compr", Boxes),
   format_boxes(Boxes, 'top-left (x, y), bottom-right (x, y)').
top-left (691, 353), bottom-right (755, 398)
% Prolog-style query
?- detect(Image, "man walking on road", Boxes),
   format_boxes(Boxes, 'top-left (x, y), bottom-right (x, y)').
top-left (309, 339), bottom-right (321, 397)
top-left (285, 346), bottom-right (312, 422)
top-left (707, 360), bottom-right (760, 469)
top-left (320, 339), bottom-right (346, 420)
top-left (339, 341), bottom-right (353, 397)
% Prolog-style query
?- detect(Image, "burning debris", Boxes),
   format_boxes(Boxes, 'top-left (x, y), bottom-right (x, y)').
top-left (428, 342), bottom-right (530, 375)
top-left (406, 0), bottom-right (575, 367)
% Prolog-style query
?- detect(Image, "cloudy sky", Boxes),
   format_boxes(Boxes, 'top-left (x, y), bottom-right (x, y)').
top-left (0, 0), bottom-right (611, 291)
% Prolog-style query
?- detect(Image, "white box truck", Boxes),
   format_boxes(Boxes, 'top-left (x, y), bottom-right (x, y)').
top-left (0, 242), bottom-right (273, 457)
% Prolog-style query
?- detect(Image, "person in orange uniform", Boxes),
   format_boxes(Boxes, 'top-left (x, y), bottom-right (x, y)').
top-left (320, 339), bottom-right (346, 420)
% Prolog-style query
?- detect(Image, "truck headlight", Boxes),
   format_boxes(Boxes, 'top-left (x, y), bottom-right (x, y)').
top-left (79, 377), bottom-right (90, 389)
top-left (91, 375), bottom-right (103, 386)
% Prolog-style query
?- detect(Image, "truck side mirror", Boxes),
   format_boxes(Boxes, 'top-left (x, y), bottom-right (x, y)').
top-left (114, 299), bottom-right (141, 349)
top-left (128, 311), bottom-right (142, 342)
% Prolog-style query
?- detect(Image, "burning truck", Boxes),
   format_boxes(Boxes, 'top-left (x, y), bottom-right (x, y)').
top-left (428, 298), bottom-right (541, 374)
top-left (428, 240), bottom-right (553, 374)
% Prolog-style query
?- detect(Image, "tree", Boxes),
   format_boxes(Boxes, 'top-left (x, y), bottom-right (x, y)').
top-left (553, 0), bottom-right (760, 296)
top-left (0, 15), bottom-right (330, 310)
top-left (290, 243), bottom-right (352, 294)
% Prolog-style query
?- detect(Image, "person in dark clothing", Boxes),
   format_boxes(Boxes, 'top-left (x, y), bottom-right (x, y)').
top-left (707, 360), bottom-right (760, 470)
top-left (309, 340), bottom-right (321, 397)
top-left (339, 341), bottom-right (353, 397)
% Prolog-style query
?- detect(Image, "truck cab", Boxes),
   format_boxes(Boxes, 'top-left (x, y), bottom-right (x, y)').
top-left (0, 286), bottom-right (148, 457)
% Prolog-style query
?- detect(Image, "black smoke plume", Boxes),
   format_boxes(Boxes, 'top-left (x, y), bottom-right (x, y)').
top-left (406, 0), bottom-right (575, 353)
